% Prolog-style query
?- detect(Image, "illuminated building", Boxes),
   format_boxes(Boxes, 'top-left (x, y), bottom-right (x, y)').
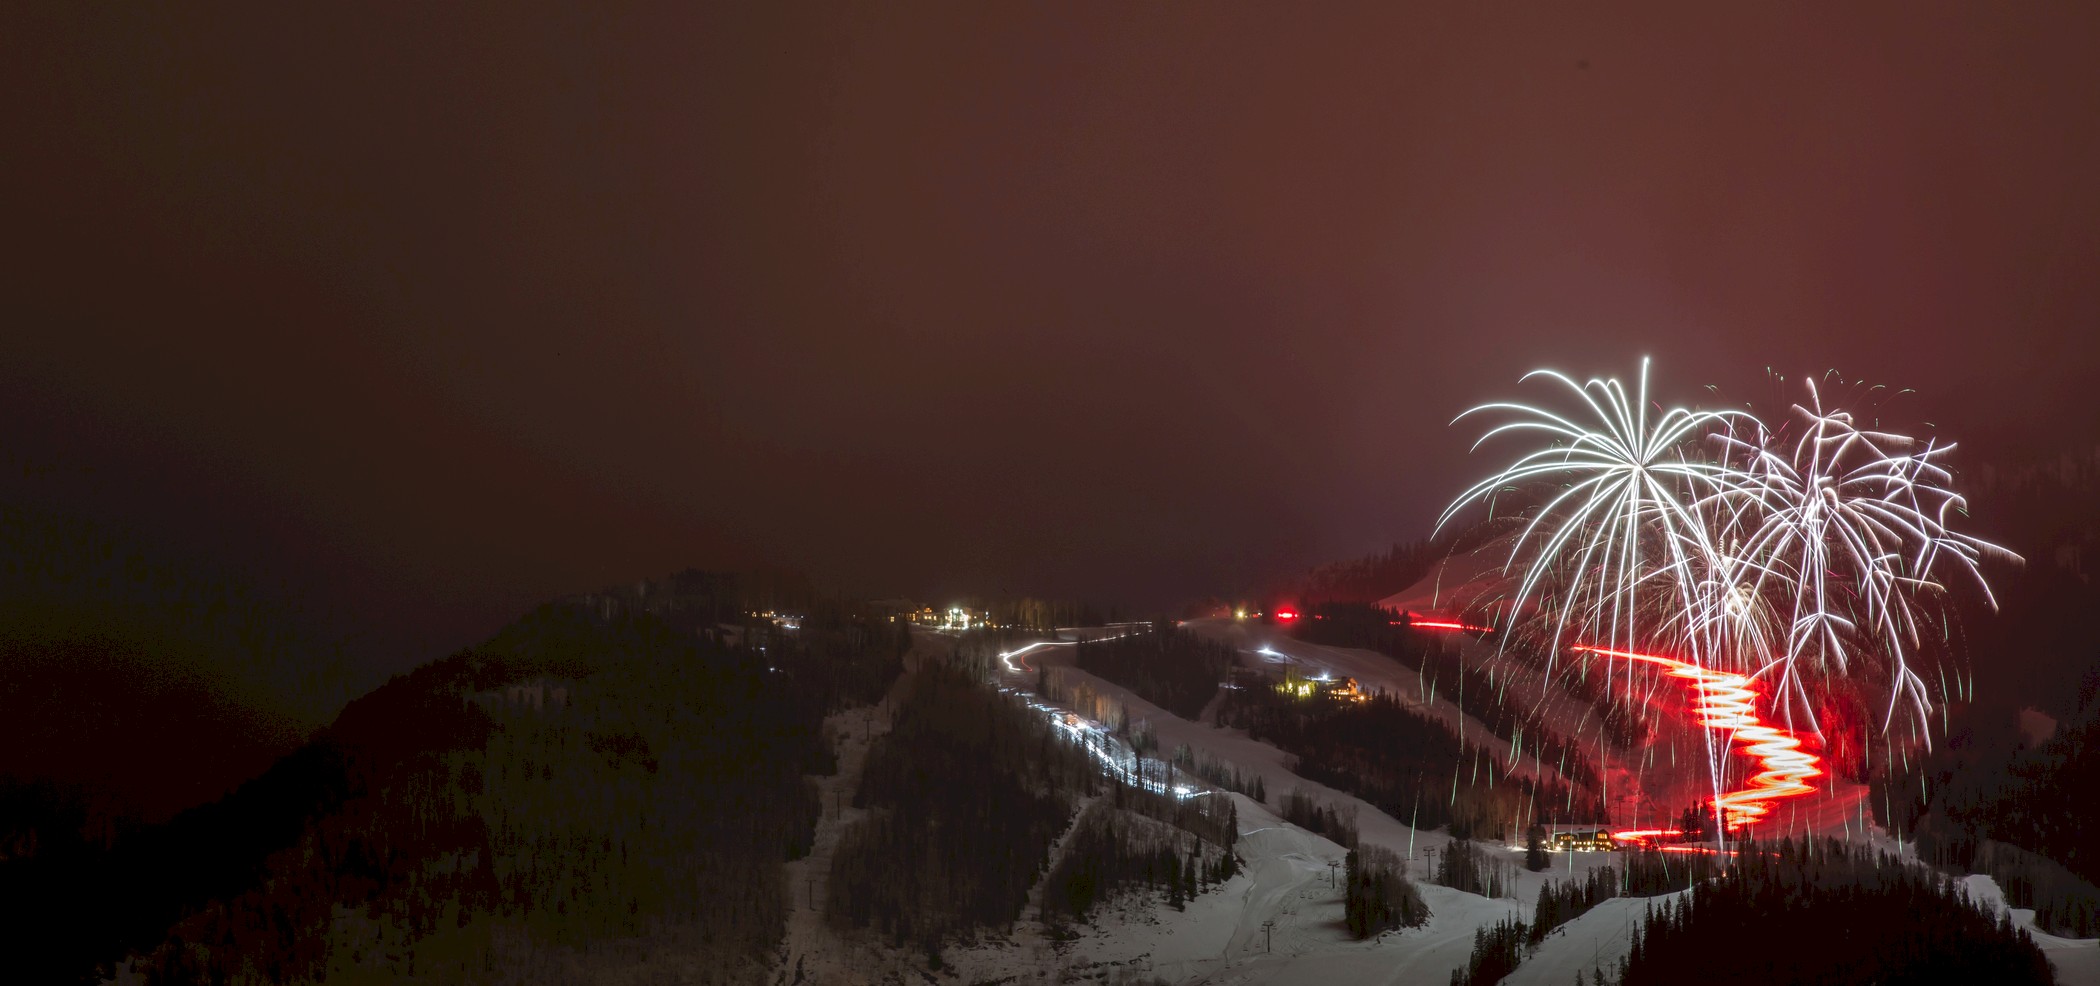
top-left (1550, 829), bottom-right (1616, 852)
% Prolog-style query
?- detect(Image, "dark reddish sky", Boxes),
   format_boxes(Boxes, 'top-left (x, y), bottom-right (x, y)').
top-left (6, 5), bottom-right (2098, 668)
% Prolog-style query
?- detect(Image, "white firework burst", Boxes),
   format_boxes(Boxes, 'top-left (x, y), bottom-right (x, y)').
top-left (1443, 361), bottom-right (2018, 748)
top-left (1436, 357), bottom-right (1751, 671)
top-left (1717, 377), bottom-right (2019, 735)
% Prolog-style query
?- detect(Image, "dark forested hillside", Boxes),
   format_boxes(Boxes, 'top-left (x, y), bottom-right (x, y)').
top-left (0, 636), bottom-right (305, 845)
top-left (0, 733), bottom-right (354, 986)
top-left (1293, 603), bottom-right (1612, 781)
top-left (5, 599), bottom-right (909, 986)
top-left (1040, 783), bottom-right (1240, 926)
top-left (1279, 539), bottom-right (1446, 605)
top-left (1072, 622), bottom-right (1236, 720)
top-left (987, 597), bottom-right (1124, 631)
top-left (1344, 844), bottom-right (1429, 939)
top-left (1219, 681), bottom-right (1604, 841)
top-left (0, 504), bottom-right (363, 733)
top-left (1528, 864), bottom-right (1618, 943)
top-left (0, 506), bottom-right (360, 864)
top-left (1817, 468), bottom-right (2100, 939)
top-left (1621, 838), bottom-right (2053, 986)
top-left (830, 664), bottom-right (1101, 946)
top-left (567, 567), bottom-right (822, 635)
top-left (1878, 671), bottom-right (2100, 936)
top-left (830, 661), bottom-right (1240, 952)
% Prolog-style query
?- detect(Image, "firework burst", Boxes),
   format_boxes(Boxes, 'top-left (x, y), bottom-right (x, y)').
top-left (1441, 360), bottom-right (2018, 832)
top-left (1435, 358), bottom-right (1752, 668)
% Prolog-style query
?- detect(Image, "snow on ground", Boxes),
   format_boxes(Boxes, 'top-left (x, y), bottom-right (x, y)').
top-left (1186, 610), bottom-right (1879, 846)
top-left (1499, 890), bottom-right (1688, 986)
top-left (853, 621), bottom-right (2061, 986)
top-left (958, 632), bottom-right (1628, 986)
top-left (1180, 618), bottom-right (1571, 791)
top-left (1375, 545), bottom-right (1507, 621)
top-left (997, 638), bottom-right (1458, 867)
top-left (1185, 618), bottom-right (1690, 838)
top-left (1962, 875), bottom-right (2100, 986)
top-left (944, 790), bottom-right (1558, 986)
top-left (776, 635), bottom-right (952, 986)
top-left (1371, 548), bottom-right (1884, 845)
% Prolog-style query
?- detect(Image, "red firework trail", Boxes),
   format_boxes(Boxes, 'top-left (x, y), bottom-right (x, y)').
top-left (1398, 612), bottom-right (1495, 633)
top-left (1408, 617), bottom-right (1822, 832)
top-left (1574, 645), bottom-right (1823, 830)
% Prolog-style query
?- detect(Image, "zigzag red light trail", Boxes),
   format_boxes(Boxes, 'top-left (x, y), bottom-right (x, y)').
top-left (1576, 645), bottom-right (1822, 831)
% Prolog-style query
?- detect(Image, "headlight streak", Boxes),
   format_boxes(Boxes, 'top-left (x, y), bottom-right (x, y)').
top-left (997, 630), bottom-right (1138, 673)
top-left (997, 631), bottom-right (1205, 800)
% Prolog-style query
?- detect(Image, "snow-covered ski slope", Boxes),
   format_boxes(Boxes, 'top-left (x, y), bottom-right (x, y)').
top-left (1370, 549), bottom-right (1878, 844)
top-left (931, 603), bottom-right (2099, 986)
top-left (943, 625), bottom-right (1632, 985)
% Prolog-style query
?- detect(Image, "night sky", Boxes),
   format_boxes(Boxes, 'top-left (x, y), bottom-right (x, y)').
top-left (7, 5), bottom-right (2099, 670)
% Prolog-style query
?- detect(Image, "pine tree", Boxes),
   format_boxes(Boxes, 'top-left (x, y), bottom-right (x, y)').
top-left (1166, 851), bottom-right (1185, 910)
top-left (1185, 844), bottom-right (1200, 899)
top-left (1533, 882), bottom-right (1557, 942)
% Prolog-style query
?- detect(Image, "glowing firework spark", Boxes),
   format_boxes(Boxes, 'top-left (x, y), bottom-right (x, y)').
top-left (1436, 358), bottom-right (1752, 672)
top-left (1440, 360), bottom-right (2018, 836)
top-left (1714, 378), bottom-right (2018, 731)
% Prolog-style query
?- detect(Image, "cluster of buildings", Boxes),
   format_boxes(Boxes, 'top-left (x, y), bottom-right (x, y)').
top-left (1548, 829), bottom-right (1617, 852)
top-left (894, 604), bottom-right (993, 630)
top-left (1226, 666), bottom-right (1368, 702)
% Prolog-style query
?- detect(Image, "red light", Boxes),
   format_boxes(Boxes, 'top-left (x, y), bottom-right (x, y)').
top-left (1403, 613), bottom-right (1494, 633)
top-left (1275, 609), bottom-right (1298, 621)
top-left (1574, 645), bottom-right (1821, 832)
top-left (1610, 829), bottom-right (1684, 841)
